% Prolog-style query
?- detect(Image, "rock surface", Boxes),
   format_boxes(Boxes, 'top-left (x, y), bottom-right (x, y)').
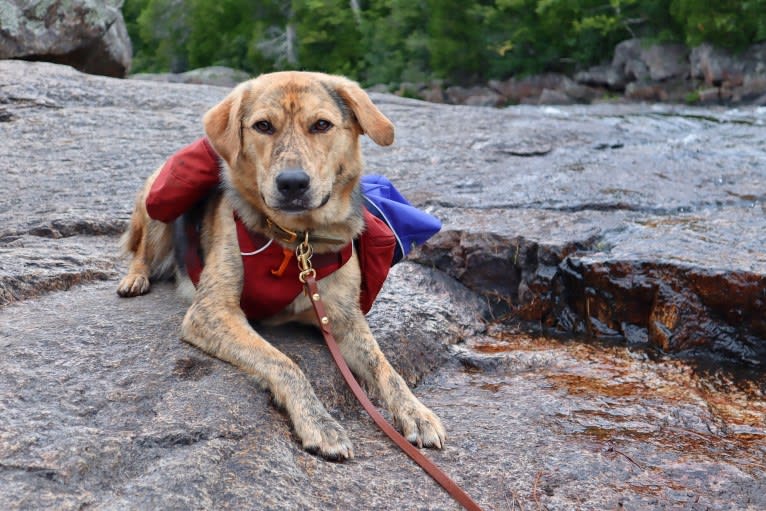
top-left (1, 61), bottom-right (765, 510)
top-left (130, 66), bottom-right (253, 88)
top-left (0, 0), bottom-right (131, 77)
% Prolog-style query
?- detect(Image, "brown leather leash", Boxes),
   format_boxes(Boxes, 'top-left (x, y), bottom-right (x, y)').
top-left (296, 235), bottom-right (482, 511)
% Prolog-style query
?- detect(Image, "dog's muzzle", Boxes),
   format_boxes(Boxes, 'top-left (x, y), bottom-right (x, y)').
top-left (275, 168), bottom-right (312, 211)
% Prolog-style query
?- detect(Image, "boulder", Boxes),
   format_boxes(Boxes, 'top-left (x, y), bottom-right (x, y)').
top-left (574, 64), bottom-right (627, 90)
top-left (0, 0), bottom-right (131, 77)
top-left (612, 38), bottom-right (650, 83)
top-left (130, 66), bottom-right (252, 88)
top-left (625, 81), bottom-right (668, 102)
top-left (537, 88), bottom-right (574, 105)
top-left (639, 42), bottom-right (688, 81)
top-left (491, 73), bottom-right (571, 102)
top-left (578, 39), bottom-right (688, 90)
top-left (444, 85), bottom-right (504, 107)
top-left (489, 73), bottom-right (601, 105)
top-left (690, 43), bottom-right (745, 86)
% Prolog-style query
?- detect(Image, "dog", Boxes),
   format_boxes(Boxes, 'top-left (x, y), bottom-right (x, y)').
top-left (117, 71), bottom-right (446, 460)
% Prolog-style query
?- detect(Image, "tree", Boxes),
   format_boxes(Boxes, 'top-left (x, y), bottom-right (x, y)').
top-left (292, 0), bottom-right (364, 76)
top-left (427, 0), bottom-right (486, 83)
top-left (670, 0), bottom-right (766, 49)
top-left (360, 0), bottom-right (430, 85)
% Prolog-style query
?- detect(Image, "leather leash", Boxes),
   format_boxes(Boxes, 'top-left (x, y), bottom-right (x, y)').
top-left (296, 234), bottom-right (482, 511)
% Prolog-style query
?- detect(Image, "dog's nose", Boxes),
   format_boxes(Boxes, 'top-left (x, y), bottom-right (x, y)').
top-left (276, 169), bottom-right (310, 198)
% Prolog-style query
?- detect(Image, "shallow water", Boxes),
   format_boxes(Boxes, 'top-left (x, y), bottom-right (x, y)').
top-left (428, 328), bottom-right (766, 510)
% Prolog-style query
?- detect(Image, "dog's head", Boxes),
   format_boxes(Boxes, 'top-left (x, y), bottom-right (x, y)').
top-left (203, 71), bottom-right (394, 232)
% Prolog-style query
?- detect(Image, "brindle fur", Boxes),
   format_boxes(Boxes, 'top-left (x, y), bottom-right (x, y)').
top-left (117, 72), bottom-right (446, 460)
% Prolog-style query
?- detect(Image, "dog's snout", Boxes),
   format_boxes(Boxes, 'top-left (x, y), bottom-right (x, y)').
top-left (276, 169), bottom-right (310, 198)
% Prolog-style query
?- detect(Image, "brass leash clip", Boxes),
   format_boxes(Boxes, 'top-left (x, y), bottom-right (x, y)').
top-left (296, 231), bottom-right (316, 283)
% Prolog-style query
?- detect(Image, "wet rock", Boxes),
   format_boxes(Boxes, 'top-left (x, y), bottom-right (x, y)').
top-left (0, 0), bottom-right (131, 77)
top-left (2, 60), bottom-right (766, 509)
top-left (0, 267), bottom-right (490, 510)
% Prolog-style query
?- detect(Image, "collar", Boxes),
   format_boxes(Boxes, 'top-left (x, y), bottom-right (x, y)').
top-left (233, 212), bottom-right (353, 278)
top-left (265, 217), bottom-right (349, 246)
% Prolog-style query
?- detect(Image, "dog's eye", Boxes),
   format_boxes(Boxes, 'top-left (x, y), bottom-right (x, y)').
top-left (310, 119), bottom-right (333, 133)
top-left (253, 120), bottom-right (275, 134)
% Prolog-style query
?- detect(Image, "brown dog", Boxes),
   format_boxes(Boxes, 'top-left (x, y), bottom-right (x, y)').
top-left (117, 72), bottom-right (446, 460)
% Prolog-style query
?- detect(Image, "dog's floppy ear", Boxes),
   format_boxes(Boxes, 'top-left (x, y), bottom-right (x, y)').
top-left (203, 83), bottom-right (249, 167)
top-left (332, 77), bottom-right (395, 147)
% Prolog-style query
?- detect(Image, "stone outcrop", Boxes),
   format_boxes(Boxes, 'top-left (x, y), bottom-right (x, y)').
top-left (1, 61), bottom-right (765, 510)
top-left (0, 0), bottom-right (131, 77)
top-left (130, 66), bottom-right (253, 88)
top-left (394, 39), bottom-right (766, 106)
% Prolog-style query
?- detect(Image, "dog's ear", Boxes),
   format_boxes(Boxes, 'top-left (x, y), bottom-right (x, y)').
top-left (332, 78), bottom-right (395, 147)
top-left (203, 83), bottom-right (248, 167)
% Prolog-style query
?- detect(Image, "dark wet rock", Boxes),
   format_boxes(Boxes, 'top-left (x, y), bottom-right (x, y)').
top-left (2, 61), bottom-right (766, 509)
top-left (0, 0), bottom-right (131, 77)
top-left (130, 66), bottom-right (252, 88)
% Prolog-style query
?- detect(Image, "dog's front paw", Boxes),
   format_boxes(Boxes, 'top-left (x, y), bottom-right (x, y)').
top-left (117, 273), bottom-right (150, 297)
top-left (394, 402), bottom-right (446, 449)
top-left (297, 414), bottom-right (354, 461)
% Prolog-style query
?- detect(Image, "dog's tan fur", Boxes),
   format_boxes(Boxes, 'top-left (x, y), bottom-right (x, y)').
top-left (117, 72), bottom-right (445, 460)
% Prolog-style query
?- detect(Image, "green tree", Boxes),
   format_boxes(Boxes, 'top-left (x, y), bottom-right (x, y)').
top-left (359, 0), bottom-right (430, 85)
top-left (122, 0), bottom-right (764, 85)
top-left (292, 0), bottom-right (364, 76)
top-left (670, 0), bottom-right (766, 49)
top-left (427, 0), bottom-right (487, 83)
top-left (186, 0), bottom-right (285, 73)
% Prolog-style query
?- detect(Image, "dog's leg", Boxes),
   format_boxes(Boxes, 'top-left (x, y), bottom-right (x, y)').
top-left (182, 304), bottom-right (354, 460)
top-left (117, 171), bottom-right (173, 297)
top-left (181, 213), bottom-right (353, 460)
top-left (315, 266), bottom-right (447, 449)
top-left (333, 315), bottom-right (446, 448)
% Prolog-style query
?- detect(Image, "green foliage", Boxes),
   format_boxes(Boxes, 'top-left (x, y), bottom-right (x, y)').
top-left (123, 0), bottom-right (765, 85)
top-left (669, 0), bottom-right (766, 49)
top-left (426, 0), bottom-right (486, 83)
top-left (293, 0), bottom-right (364, 76)
top-left (359, 0), bottom-right (430, 85)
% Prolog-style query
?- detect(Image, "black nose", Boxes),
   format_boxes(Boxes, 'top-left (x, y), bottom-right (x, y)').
top-left (276, 169), bottom-right (310, 198)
